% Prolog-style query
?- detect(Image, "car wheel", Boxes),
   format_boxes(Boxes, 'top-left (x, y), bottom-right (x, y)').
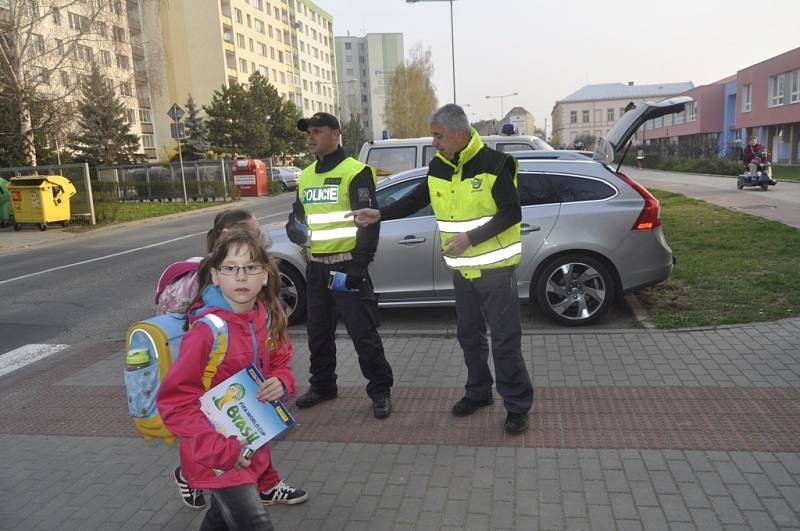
top-left (279, 262), bottom-right (306, 325)
top-left (535, 254), bottom-right (614, 326)
top-left (761, 183), bottom-right (769, 191)
top-left (279, 182), bottom-right (288, 192)
top-left (737, 180), bottom-right (743, 190)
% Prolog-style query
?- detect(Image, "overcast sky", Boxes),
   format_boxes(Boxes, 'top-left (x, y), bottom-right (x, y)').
top-left (314, 0), bottom-right (800, 136)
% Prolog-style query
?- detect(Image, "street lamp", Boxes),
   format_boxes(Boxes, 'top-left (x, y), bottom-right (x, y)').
top-left (406, 0), bottom-right (457, 104)
top-left (485, 91), bottom-right (518, 123)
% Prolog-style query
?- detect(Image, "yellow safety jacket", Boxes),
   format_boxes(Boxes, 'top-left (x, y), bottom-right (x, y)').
top-left (298, 156), bottom-right (376, 255)
top-left (428, 129), bottom-right (521, 279)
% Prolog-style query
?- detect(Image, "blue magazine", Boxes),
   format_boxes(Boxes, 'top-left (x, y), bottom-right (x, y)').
top-left (200, 364), bottom-right (294, 456)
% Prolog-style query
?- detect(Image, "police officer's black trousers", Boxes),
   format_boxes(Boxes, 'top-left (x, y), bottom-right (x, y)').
top-left (305, 260), bottom-right (393, 400)
top-left (453, 267), bottom-right (533, 414)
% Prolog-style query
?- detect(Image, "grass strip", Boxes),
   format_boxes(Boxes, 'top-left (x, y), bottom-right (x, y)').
top-left (636, 190), bottom-right (800, 328)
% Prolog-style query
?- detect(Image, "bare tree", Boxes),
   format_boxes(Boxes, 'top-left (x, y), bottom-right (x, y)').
top-left (0, 0), bottom-right (111, 166)
top-left (384, 44), bottom-right (438, 138)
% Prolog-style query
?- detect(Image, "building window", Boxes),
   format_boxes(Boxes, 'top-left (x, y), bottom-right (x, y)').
top-left (582, 110), bottom-right (589, 123)
top-left (254, 0), bottom-right (263, 9)
top-left (789, 69), bottom-right (800, 104)
top-left (141, 134), bottom-right (155, 149)
top-left (259, 65), bottom-right (268, 78)
top-left (742, 83), bottom-right (751, 112)
top-left (239, 58), bottom-right (248, 72)
top-left (569, 111), bottom-right (577, 124)
top-left (258, 42), bottom-right (267, 56)
top-left (31, 33), bottom-right (45, 55)
top-left (60, 70), bottom-right (69, 87)
top-left (100, 49), bottom-right (111, 66)
top-left (255, 19), bottom-right (265, 33)
top-left (116, 54), bottom-right (129, 70)
top-left (234, 8), bottom-right (242, 23)
top-left (236, 33), bottom-right (245, 48)
top-left (345, 42), bottom-right (351, 50)
top-left (112, 1), bottom-right (123, 16)
top-left (687, 101), bottom-right (697, 121)
top-left (768, 74), bottom-right (785, 107)
top-left (120, 82), bottom-right (132, 96)
top-left (78, 44), bottom-right (93, 62)
top-left (112, 25), bottom-right (126, 42)
top-left (51, 6), bottom-right (61, 25)
top-left (607, 108), bottom-right (614, 122)
top-left (138, 108), bottom-right (152, 123)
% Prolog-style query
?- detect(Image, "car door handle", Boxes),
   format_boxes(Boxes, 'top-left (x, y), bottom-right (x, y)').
top-left (521, 224), bottom-right (541, 233)
top-left (398, 236), bottom-right (426, 244)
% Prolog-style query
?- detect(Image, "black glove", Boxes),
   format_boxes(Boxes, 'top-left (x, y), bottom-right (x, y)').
top-left (342, 262), bottom-right (367, 290)
top-left (285, 215), bottom-right (309, 247)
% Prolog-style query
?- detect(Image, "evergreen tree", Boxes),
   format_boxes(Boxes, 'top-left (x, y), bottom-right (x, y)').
top-left (67, 64), bottom-right (141, 166)
top-left (244, 72), bottom-right (281, 157)
top-left (341, 113), bottom-right (368, 158)
top-left (204, 81), bottom-right (251, 158)
top-left (181, 94), bottom-right (209, 160)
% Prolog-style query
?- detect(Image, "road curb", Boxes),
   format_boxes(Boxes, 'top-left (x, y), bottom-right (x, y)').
top-left (624, 293), bottom-right (655, 329)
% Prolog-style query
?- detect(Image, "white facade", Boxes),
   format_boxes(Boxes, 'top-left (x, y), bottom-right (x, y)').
top-left (551, 82), bottom-right (694, 147)
top-left (335, 33), bottom-right (404, 141)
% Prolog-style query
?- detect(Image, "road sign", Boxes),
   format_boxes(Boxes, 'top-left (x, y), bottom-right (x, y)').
top-left (167, 103), bottom-right (184, 121)
top-left (170, 122), bottom-right (186, 140)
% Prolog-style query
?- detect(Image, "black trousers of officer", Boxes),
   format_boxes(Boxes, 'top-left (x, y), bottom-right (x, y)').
top-left (305, 260), bottom-right (393, 400)
top-left (453, 266), bottom-right (533, 415)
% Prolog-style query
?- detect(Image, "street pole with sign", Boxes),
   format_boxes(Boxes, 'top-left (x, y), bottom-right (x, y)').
top-left (167, 103), bottom-right (188, 204)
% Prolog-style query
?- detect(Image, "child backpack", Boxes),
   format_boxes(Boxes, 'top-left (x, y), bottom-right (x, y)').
top-left (155, 258), bottom-right (202, 315)
top-left (125, 312), bottom-right (229, 444)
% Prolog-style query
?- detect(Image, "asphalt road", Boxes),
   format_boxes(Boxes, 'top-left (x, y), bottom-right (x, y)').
top-left (624, 165), bottom-right (800, 228)
top-left (0, 194), bottom-right (295, 353)
top-left (0, 191), bottom-right (637, 355)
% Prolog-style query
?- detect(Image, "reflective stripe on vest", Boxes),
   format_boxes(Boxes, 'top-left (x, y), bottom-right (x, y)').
top-left (310, 226), bottom-right (358, 241)
top-left (443, 242), bottom-right (522, 268)
top-left (436, 216), bottom-right (494, 233)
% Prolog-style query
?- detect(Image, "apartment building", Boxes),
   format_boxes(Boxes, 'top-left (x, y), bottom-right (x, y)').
top-left (551, 81), bottom-right (693, 147)
top-left (142, 0), bottom-right (336, 159)
top-left (1, 0), bottom-right (158, 159)
top-left (334, 33), bottom-right (404, 141)
top-left (641, 47), bottom-right (800, 163)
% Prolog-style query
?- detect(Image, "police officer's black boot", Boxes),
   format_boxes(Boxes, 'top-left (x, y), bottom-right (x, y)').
top-left (296, 388), bottom-right (338, 409)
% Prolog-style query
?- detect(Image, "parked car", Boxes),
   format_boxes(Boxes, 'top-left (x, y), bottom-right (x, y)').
top-left (358, 134), bottom-right (552, 176)
top-left (270, 97), bottom-right (691, 326)
top-left (271, 166), bottom-right (301, 191)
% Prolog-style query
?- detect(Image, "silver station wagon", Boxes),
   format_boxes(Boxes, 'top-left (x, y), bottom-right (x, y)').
top-left (270, 97), bottom-right (691, 326)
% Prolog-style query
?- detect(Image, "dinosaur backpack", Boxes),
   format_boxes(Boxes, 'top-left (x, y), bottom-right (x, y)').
top-left (124, 312), bottom-right (229, 444)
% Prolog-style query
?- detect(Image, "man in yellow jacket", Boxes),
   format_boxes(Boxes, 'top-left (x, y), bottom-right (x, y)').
top-left (349, 104), bottom-right (533, 433)
top-left (286, 112), bottom-right (393, 419)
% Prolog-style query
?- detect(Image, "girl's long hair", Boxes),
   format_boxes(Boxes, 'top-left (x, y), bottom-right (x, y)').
top-left (206, 209), bottom-right (256, 253)
top-left (190, 228), bottom-right (288, 345)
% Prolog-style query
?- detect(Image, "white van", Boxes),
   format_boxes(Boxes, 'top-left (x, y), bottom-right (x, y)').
top-left (358, 134), bottom-right (552, 175)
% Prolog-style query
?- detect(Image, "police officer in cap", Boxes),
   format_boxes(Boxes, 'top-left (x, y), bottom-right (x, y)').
top-left (286, 112), bottom-right (393, 419)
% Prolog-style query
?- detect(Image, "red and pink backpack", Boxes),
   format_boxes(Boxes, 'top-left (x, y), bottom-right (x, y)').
top-left (154, 257), bottom-right (203, 315)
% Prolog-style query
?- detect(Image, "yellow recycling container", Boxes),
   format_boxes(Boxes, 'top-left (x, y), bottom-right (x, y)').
top-left (9, 175), bottom-right (77, 231)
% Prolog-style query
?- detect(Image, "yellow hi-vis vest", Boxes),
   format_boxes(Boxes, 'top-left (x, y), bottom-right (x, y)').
top-left (298, 156), bottom-right (376, 255)
top-left (428, 130), bottom-right (521, 279)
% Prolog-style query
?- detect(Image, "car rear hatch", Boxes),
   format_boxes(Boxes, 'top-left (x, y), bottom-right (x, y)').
top-left (593, 96), bottom-right (694, 168)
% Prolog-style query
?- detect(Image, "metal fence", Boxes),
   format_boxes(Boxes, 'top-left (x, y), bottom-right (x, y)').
top-left (94, 159), bottom-right (234, 203)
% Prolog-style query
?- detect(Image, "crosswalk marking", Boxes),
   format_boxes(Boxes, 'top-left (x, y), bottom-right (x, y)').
top-left (0, 344), bottom-right (69, 377)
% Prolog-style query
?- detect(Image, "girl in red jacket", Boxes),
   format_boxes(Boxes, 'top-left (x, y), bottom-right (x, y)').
top-left (157, 229), bottom-right (298, 530)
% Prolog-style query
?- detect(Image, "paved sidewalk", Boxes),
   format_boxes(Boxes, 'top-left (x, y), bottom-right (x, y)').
top-left (1, 318), bottom-right (799, 530)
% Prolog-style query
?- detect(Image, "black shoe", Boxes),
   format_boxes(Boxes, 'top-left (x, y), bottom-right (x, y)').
top-left (372, 396), bottom-right (392, 419)
top-left (260, 480), bottom-right (309, 506)
top-left (451, 396), bottom-right (494, 417)
top-left (296, 388), bottom-right (337, 409)
top-left (173, 467), bottom-right (206, 510)
top-left (504, 412), bottom-right (529, 434)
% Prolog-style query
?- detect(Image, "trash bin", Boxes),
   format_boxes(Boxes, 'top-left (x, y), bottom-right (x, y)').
top-left (0, 177), bottom-right (10, 227)
top-left (8, 175), bottom-right (77, 231)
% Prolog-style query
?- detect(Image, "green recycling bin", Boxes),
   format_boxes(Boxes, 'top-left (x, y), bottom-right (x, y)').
top-left (0, 177), bottom-right (10, 227)
top-left (8, 175), bottom-right (77, 231)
